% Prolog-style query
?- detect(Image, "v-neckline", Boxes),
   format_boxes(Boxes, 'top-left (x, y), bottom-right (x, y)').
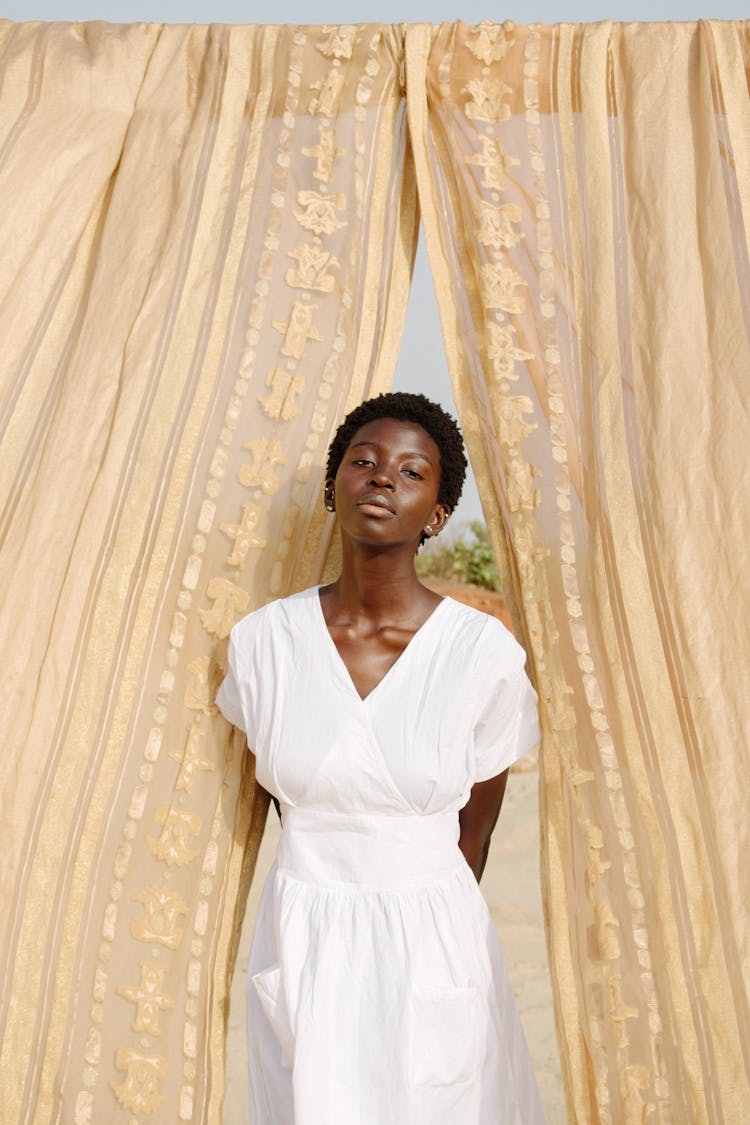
top-left (313, 586), bottom-right (450, 704)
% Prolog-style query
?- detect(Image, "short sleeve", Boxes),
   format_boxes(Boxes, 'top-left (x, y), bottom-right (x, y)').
top-left (215, 624), bottom-right (255, 741)
top-left (472, 635), bottom-right (540, 783)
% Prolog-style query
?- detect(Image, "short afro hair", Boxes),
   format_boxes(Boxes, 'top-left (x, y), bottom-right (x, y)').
top-left (326, 392), bottom-right (467, 514)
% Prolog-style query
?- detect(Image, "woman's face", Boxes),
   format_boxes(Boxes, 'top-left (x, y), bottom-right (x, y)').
top-left (333, 416), bottom-right (449, 548)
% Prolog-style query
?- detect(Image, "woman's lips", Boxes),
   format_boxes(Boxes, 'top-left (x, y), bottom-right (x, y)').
top-left (357, 497), bottom-right (395, 516)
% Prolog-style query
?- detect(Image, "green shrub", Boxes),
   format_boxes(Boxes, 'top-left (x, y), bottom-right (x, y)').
top-left (416, 521), bottom-right (501, 591)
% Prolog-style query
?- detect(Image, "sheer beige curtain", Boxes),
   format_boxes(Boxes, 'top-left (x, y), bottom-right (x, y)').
top-left (4, 16), bottom-right (750, 1125)
top-left (407, 19), bottom-right (750, 1124)
top-left (0, 20), bottom-right (416, 1122)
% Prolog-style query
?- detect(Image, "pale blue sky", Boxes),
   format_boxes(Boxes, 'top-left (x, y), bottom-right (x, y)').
top-left (1, 0), bottom-right (738, 523)
top-left (0, 1), bottom-right (738, 22)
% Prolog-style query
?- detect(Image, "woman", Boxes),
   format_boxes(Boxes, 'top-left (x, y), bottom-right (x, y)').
top-left (216, 392), bottom-right (546, 1123)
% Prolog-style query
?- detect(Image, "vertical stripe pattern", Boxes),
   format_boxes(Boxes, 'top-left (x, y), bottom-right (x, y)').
top-left (408, 19), bottom-right (750, 1124)
top-left (0, 21), bottom-right (416, 1123)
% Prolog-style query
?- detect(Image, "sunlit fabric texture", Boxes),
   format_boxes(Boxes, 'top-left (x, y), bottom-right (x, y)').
top-left (407, 18), bottom-right (750, 1125)
top-left (3, 15), bottom-right (750, 1125)
top-left (0, 20), bottom-right (416, 1123)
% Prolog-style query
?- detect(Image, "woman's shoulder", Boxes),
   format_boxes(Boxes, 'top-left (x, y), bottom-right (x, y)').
top-left (439, 595), bottom-right (529, 669)
top-left (229, 584), bottom-right (319, 642)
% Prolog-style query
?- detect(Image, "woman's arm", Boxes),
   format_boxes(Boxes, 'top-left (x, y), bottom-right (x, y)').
top-left (458, 769), bottom-right (510, 882)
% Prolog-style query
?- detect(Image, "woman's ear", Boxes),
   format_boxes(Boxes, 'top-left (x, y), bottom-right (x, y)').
top-left (323, 478), bottom-right (336, 513)
top-left (424, 504), bottom-right (451, 538)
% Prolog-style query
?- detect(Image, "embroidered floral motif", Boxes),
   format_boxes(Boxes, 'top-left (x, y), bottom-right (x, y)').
top-left (258, 369), bottom-right (306, 421)
top-left (238, 438), bottom-right (286, 496)
top-left (169, 720), bottom-right (215, 794)
top-left (118, 961), bottom-right (174, 1036)
top-left (220, 501), bottom-right (268, 569)
top-left (594, 900), bottom-right (622, 960)
top-left (308, 68), bottom-right (346, 116)
top-left (184, 655), bottom-right (220, 714)
top-left (505, 457), bottom-right (541, 513)
top-left (111, 1047), bottom-right (167, 1114)
top-left (463, 78), bottom-right (512, 123)
top-left (294, 190), bottom-right (348, 236)
top-left (620, 1065), bottom-right (652, 1120)
top-left (467, 137), bottom-right (519, 191)
top-left (583, 819), bottom-right (612, 896)
top-left (487, 322), bottom-right (532, 378)
top-left (198, 577), bottom-right (250, 638)
top-left (476, 200), bottom-right (524, 249)
top-left (302, 124), bottom-right (345, 183)
top-left (131, 885), bottom-right (189, 950)
top-left (540, 672), bottom-right (576, 730)
top-left (567, 764), bottom-right (596, 788)
top-left (496, 394), bottom-right (537, 446)
top-left (286, 243), bottom-right (339, 292)
top-left (511, 522), bottom-right (550, 588)
top-left (480, 263), bottom-right (527, 314)
top-left (466, 20), bottom-right (515, 65)
top-left (607, 976), bottom-right (639, 1048)
top-left (273, 301), bottom-right (323, 359)
top-left (147, 806), bottom-right (202, 866)
top-left (317, 25), bottom-right (356, 59)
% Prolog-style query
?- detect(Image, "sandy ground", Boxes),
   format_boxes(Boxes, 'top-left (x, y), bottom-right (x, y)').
top-left (222, 583), bottom-right (565, 1123)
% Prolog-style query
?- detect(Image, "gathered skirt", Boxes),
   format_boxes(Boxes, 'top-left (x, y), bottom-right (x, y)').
top-left (244, 808), bottom-right (546, 1125)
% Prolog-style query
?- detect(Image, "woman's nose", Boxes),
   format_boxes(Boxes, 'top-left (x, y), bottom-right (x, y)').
top-left (368, 467), bottom-right (394, 488)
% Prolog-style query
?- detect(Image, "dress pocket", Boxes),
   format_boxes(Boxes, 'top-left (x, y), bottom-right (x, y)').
top-left (408, 984), bottom-right (480, 1087)
top-left (250, 963), bottom-right (294, 1068)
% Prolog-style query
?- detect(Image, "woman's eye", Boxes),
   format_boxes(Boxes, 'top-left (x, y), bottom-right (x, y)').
top-left (403, 468), bottom-right (423, 480)
top-left (353, 458), bottom-right (372, 466)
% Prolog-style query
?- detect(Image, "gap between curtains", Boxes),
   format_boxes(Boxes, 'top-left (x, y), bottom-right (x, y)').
top-left (1, 17), bottom-right (748, 1125)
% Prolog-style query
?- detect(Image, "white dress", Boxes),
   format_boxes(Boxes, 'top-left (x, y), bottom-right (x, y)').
top-left (217, 586), bottom-right (546, 1124)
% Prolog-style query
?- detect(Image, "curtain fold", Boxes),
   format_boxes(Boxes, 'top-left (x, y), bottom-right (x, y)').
top-left (3, 16), bottom-right (750, 1125)
top-left (407, 18), bottom-right (750, 1124)
top-left (0, 21), bottom-right (416, 1122)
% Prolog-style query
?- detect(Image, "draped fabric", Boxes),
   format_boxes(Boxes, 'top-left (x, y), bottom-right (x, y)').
top-left (0, 21), bottom-right (416, 1122)
top-left (407, 19), bottom-right (750, 1125)
top-left (2, 17), bottom-right (749, 1125)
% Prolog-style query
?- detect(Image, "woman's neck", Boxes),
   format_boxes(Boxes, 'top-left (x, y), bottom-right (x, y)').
top-left (326, 542), bottom-right (438, 625)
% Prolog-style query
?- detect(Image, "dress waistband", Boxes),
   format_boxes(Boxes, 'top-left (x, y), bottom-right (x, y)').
top-left (276, 806), bottom-right (464, 890)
